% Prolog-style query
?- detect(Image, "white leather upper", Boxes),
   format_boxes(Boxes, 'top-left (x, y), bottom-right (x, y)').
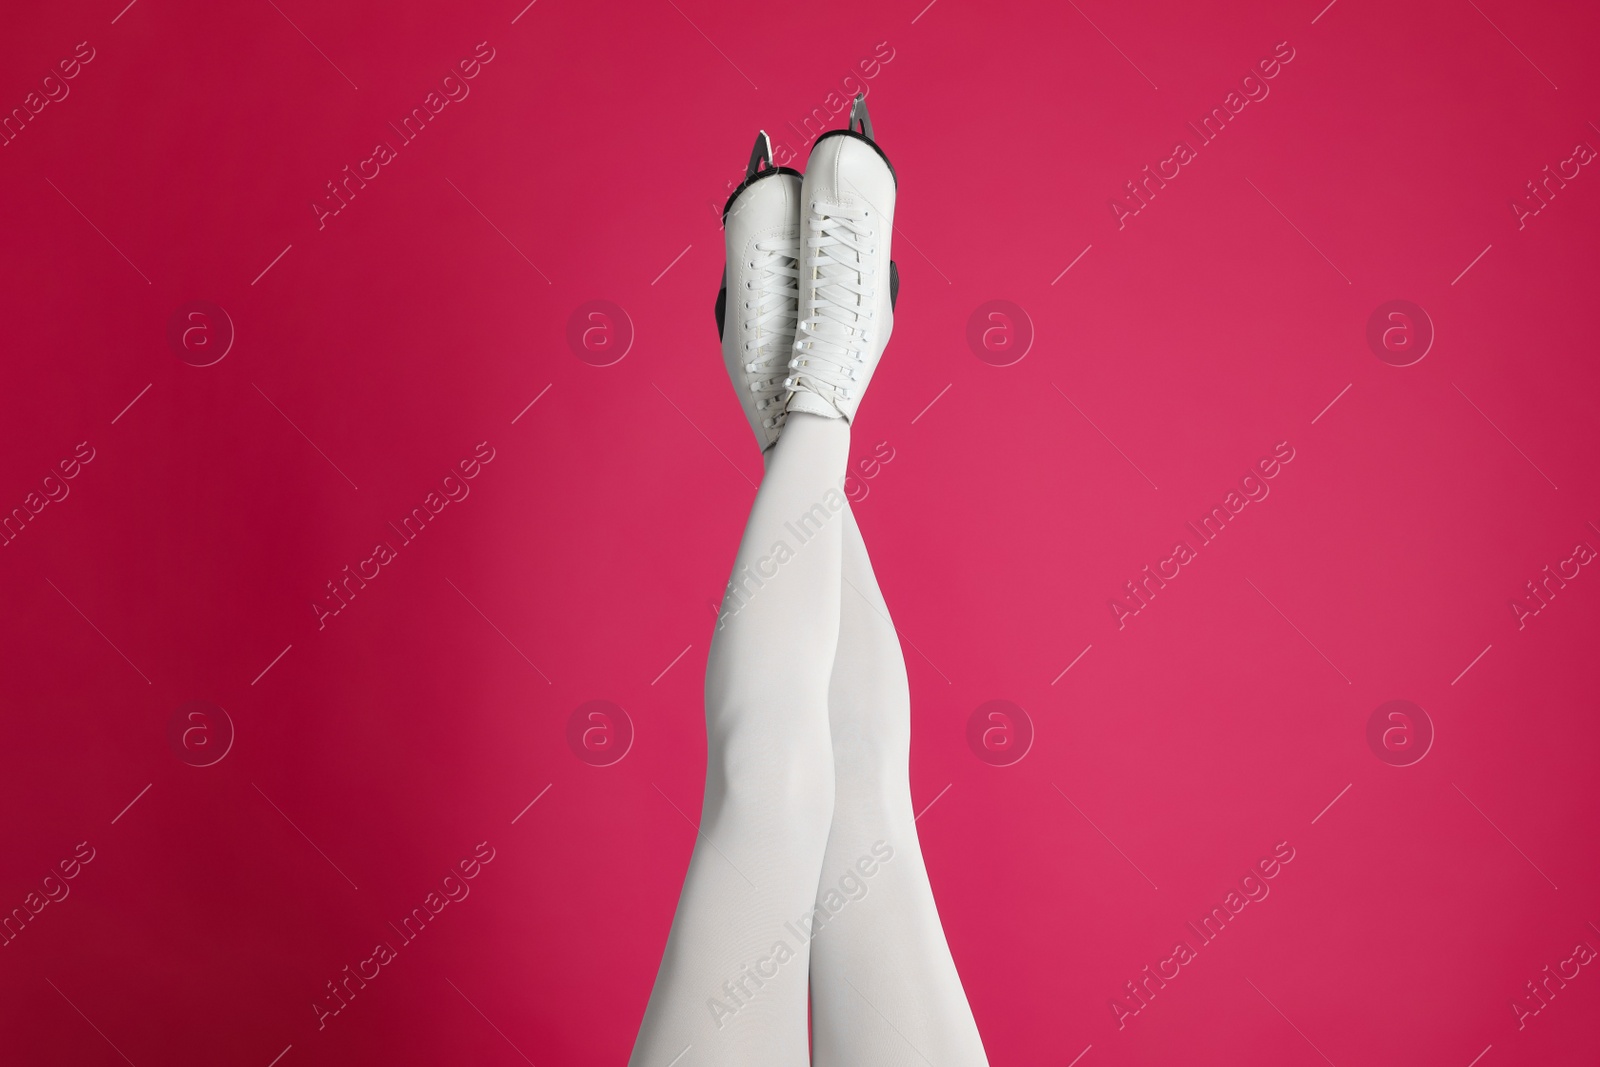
top-left (720, 171), bottom-right (802, 453)
top-left (788, 134), bottom-right (897, 423)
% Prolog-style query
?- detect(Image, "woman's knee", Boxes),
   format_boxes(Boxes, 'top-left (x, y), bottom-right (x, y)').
top-left (709, 720), bottom-right (835, 830)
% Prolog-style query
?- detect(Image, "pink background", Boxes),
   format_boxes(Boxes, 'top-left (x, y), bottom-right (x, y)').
top-left (2, 0), bottom-right (1598, 1063)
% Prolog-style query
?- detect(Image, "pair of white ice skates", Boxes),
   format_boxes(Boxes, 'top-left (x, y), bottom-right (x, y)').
top-left (716, 94), bottom-right (898, 454)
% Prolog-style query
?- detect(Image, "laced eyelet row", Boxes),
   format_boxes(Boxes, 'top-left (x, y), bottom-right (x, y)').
top-left (737, 235), bottom-right (802, 439)
top-left (781, 201), bottom-right (883, 411)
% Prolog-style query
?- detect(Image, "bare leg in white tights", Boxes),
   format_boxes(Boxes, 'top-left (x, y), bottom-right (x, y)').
top-left (808, 504), bottom-right (990, 1065)
top-left (629, 411), bottom-right (849, 1067)
top-left (629, 411), bottom-right (987, 1065)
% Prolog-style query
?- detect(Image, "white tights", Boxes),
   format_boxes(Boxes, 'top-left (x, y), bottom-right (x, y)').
top-left (629, 413), bottom-right (987, 1066)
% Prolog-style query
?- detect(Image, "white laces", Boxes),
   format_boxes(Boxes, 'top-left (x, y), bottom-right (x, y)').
top-left (742, 234), bottom-right (800, 430)
top-left (787, 202), bottom-right (877, 406)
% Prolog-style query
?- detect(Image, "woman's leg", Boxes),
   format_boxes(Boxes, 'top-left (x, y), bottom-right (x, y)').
top-left (629, 411), bottom-right (850, 1067)
top-left (807, 503), bottom-right (990, 1066)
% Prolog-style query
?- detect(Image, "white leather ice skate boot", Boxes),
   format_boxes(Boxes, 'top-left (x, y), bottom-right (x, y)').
top-left (785, 94), bottom-right (899, 423)
top-left (716, 131), bottom-right (802, 455)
